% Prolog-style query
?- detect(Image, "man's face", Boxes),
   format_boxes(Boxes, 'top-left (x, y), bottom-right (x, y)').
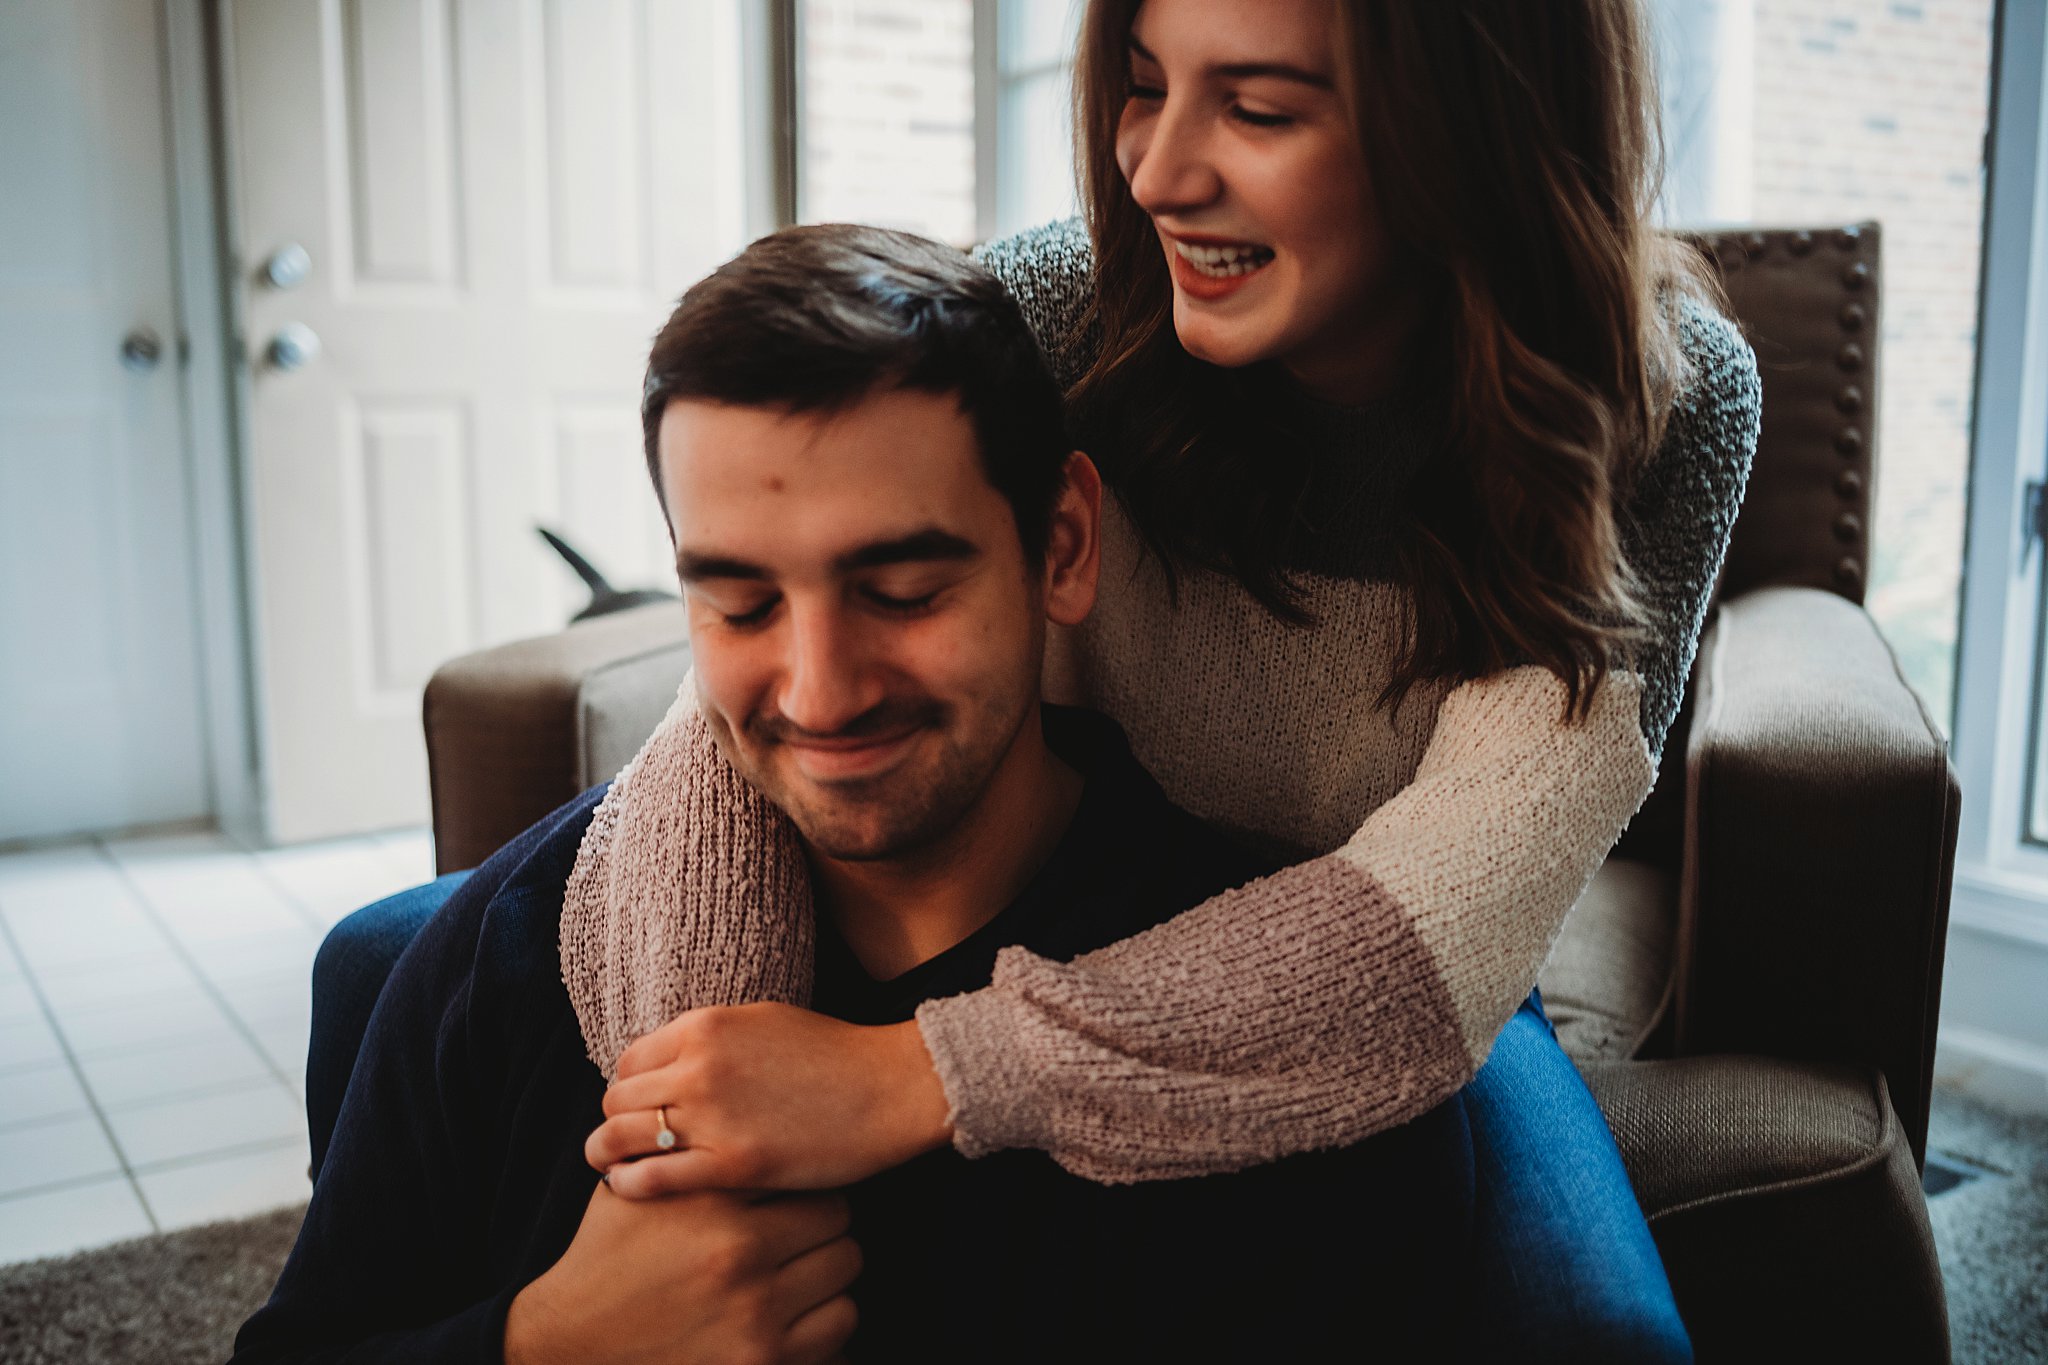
top-left (661, 386), bottom-right (1085, 862)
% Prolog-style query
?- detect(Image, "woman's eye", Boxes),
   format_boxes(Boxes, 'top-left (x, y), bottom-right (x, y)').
top-left (1231, 105), bottom-right (1294, 129)
top-left (1127, 80), bottom-right (1165, 102)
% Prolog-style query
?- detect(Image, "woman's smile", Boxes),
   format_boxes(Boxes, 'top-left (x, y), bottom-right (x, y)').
top-left (1114, 0), bottom-right (1394, 389)
top-left (1164, 230), bottom-right (1276, 300)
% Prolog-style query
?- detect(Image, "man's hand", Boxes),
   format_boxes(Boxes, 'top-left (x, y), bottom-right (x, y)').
top-left (503, 1182), bottom-right (859, 1365)
top-left (586, 1004), bottom-right (952, 1198)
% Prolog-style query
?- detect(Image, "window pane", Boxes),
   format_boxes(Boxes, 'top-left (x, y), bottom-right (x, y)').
top-left (799, 0), bottom-right (976, 246)
top-left (999, 0), bottom-right (1079, 75)
top-left (2032, 558), bottom-right (2048, 843)
top-left (1657, 0), bottom-right (1992, 731)
top-left (996, 67), bottom-right (1077, 237)
top-left (992, 0), bottom-right (1082, 238)
top-left (1758, 1), bottom-right (1992, 736)
top-left (1734, 0), bottom-right (1993, 731)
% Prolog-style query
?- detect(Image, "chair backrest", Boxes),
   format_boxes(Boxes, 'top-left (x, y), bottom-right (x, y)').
top-left (1686, 221), bottom-right (1883, 612)
top-left (1613, 221), bottom-right (1883, 870)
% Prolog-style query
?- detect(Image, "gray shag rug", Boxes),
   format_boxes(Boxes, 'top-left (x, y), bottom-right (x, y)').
top-left (0, 1087), bottom-right (2040, 1363)
top-left (1925, 1084), bottom-right (2048, 1363)
top-left (0, 1202), bottom-right (302, 1364)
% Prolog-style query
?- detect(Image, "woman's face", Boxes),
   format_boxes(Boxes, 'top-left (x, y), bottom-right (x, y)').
top-left (1114, 0), bottom-right (1413, 401)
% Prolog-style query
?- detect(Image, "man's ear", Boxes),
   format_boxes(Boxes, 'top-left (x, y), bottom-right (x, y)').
top-left (1042, 451), bottom-right (1102, 628)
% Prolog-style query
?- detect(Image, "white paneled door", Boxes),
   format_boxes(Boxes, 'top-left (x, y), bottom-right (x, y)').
top-left (224, 0), bottom-right (750, 842)
top-left (0, 0), bottom-right (214, 843)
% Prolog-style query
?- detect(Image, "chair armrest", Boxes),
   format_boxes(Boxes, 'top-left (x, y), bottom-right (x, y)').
top-left (1579, 1055), bottom-right (1949, 1361)
top-left (1675, 585), bottom-right (1960, 1168)
top-left (422, 603), bottom-right (690, 873)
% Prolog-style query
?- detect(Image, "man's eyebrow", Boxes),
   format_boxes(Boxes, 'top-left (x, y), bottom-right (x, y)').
top-left (834, 528), bottom-right (981, 572)
top-left (675, 551), bottom-right (767, 583)
top-left (1126, 35), bottom-right (1335, 91)
top-left (673, 530), bottom-right (980, 583)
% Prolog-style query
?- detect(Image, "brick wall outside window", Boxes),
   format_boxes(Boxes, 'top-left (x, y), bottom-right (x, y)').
top-left (1749, 0), bottom-right (1993, 729)
top-left (799, 0), bottom-right (976, 246)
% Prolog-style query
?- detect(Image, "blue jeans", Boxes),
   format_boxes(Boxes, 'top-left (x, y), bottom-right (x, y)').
top-left (309, 876), bottom-right (1690, 1361)
top-left (305, 872), bottom-right (470, 1178)
top-left (1457, 993), bottom-right (1693, 1363)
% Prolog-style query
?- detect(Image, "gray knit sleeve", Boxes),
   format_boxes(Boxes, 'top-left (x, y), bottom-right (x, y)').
top-left (971, 218), bottom-right (1101, 390)
top-left (1621, 294), bottom-right (1763, 768)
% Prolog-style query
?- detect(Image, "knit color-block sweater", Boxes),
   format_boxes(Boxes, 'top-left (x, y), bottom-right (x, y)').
top-left (559, 218), bottom-right (1762, 1185)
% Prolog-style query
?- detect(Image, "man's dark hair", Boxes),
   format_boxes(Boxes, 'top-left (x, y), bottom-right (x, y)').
top-left (642, 223), bottom-right (1069, 558)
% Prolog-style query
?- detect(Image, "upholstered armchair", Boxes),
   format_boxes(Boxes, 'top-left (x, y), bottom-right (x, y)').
top-left (421, 222), bottom-right (1958, 1362)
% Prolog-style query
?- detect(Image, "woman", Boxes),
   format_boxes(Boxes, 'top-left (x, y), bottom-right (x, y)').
top-left (317, 0), bottom-right (1755, 1357)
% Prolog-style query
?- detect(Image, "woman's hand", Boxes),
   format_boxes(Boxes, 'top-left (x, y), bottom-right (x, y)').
top-left (587, 1003), bottom-right (953, 1198)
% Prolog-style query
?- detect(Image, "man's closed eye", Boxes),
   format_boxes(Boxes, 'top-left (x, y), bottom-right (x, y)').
top-left (864, 588), bottom-right (941, 615)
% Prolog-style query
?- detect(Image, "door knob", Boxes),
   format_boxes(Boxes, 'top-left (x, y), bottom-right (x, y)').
top-left (267, 323), bottom-right (321, 372)
top-left (120, 326), bottom-right (162, 372)
top-left (262, 243), bottom-right (312, 290)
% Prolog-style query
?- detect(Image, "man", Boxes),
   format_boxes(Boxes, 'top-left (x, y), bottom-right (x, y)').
top-left (233, 225), bottom-right (1472, 1365)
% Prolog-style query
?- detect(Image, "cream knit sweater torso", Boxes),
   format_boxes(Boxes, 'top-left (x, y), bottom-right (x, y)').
top-left (560, 219), bottom-right (1762, 1183)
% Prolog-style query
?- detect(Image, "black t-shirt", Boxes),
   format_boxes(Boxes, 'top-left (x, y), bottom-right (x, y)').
top-left (232, 707), bottom-right (1472, 1364)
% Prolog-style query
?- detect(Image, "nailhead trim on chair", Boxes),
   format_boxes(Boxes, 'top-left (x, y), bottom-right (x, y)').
top-left (1685, 222), bottom-right (1880, 610)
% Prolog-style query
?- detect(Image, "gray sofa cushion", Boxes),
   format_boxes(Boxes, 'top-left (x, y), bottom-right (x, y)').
top-left (1578, 1055), bottom-right (1950, 1361)
top-left (1538, 857), bottom-right (1677, 1062)
top-left (424, 603), bottom-right (689, 872)
top-left (576, 633), bottom-right (692, 789)
top-left (1580, 1054), bottom-right (1887, 1217)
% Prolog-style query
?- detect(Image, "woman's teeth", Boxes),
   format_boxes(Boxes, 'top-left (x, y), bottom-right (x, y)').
top-left (1173, 241), bottom-right (1275, 277)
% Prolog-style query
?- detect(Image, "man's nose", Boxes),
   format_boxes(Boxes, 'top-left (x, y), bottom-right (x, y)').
top-left (1123, 101), bottom-right (1221, 218)
top-left (776, 604), bottom-right (883, 736)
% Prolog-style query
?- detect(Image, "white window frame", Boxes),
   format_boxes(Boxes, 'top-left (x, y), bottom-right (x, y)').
top-left (974, 0), bottom-right (1083, 243)
top-left (1944, 0), bottom-right (2048, 1106)
top-left (973, 0), bottom-right (1000, 242)
top-left (756, 0), bottom-right (799, 231)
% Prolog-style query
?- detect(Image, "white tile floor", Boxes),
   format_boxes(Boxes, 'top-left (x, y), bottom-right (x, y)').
top-left (0, 824), bottom-right (434, 1266)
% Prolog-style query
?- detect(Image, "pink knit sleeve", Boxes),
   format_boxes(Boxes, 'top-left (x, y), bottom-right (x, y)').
top-left (907, 284), bottom-right (1759, 1185)
top-left (913, 668), bottom-right (1657, 1183)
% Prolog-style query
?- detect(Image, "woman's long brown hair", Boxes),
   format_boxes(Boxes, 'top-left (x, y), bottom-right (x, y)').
top-left (1067, 0), bottom-right (1722, 723)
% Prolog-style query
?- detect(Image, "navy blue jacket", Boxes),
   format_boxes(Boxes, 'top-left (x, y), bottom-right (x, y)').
top-left (233, 708), bottom-right (1473, 1362)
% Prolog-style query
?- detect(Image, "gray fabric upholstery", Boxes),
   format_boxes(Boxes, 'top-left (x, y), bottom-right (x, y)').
top-left (1678, 584), bottom-right (1960, 1169)
top-left (424, 603), bottom-right (688, 873)
top-left (1582, 1056), bottom-right (1949, 1361)
top-left (1539, 857), bottom-right (1677, 1063)
top-left (1617, 222), bottom-right (1883, 876)
top-left (1582, 1053), bottom-right (1885, 1218)
top-left (575, 631), bottom-right (692, 791)
top-left (1689, 225), bottom-right (1880, 609)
